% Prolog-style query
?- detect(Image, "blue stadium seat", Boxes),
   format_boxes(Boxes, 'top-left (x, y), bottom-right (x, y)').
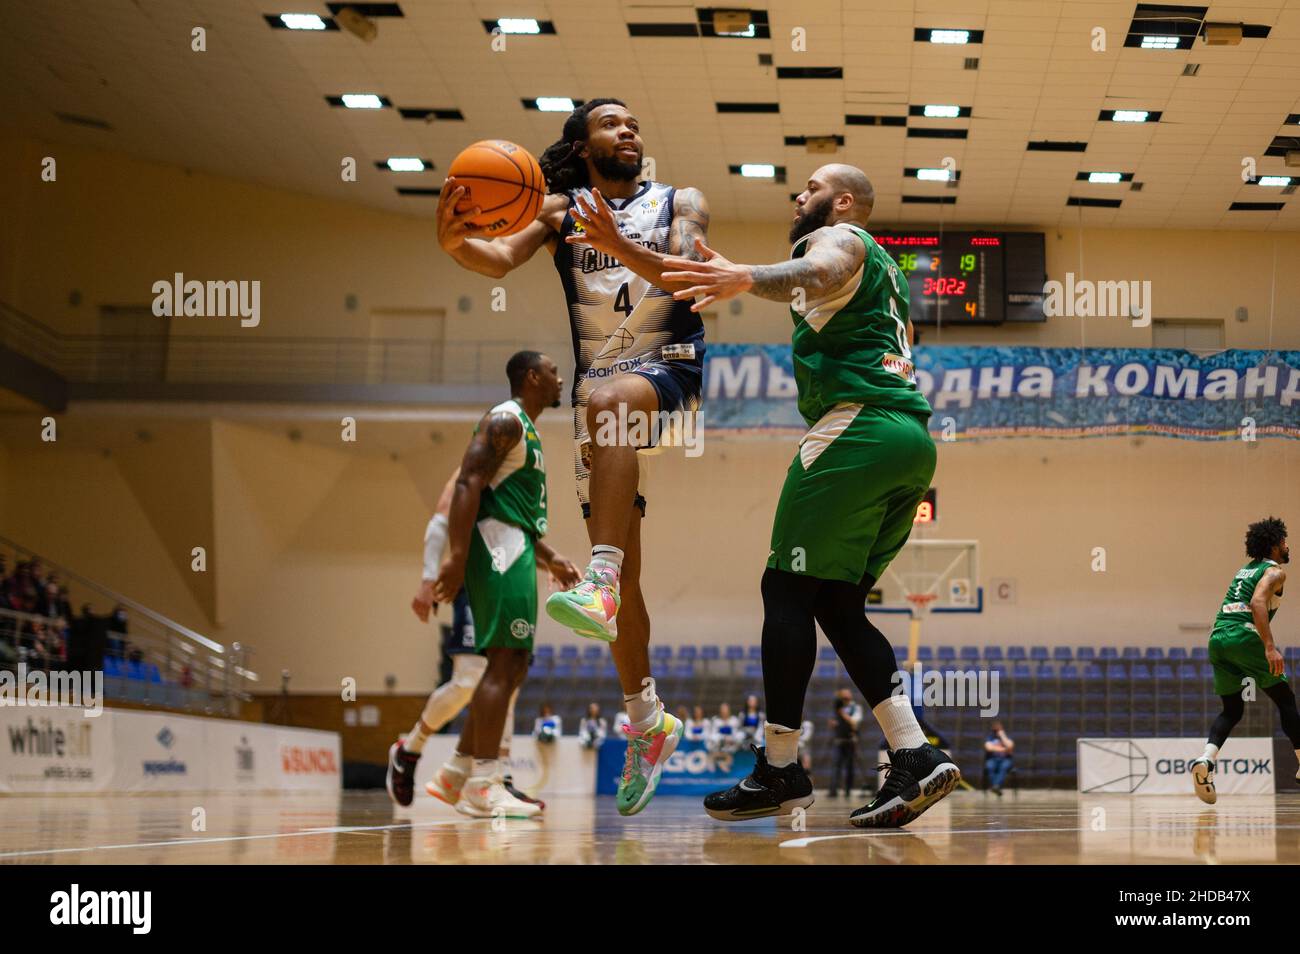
top-left (1012, 663), bottom-right (1032, 679)
top-left (601, 663), bottom-right (619, 680)
top-left (1176, 663), bottom-right (1198, 681)
top-left (1154, 664), bottom-right (1175, 681)
top-left (1167, 647), bottom-right (1189, 660)
top-left (937, 646), bottom-right (956, 661)
top-left (1053, 647), bottom-right (1073, 661)
top-left (1030, 646), bottom-right (1049, 661)
top-left (559, 645), bottom-right (580, 660)
top-left (677, 646), bottom-right (698, 662)
top-left (724, 646), bottom-right (745, 661)
top-left (552, 662), bottom-right (576, 678)
top-left (1144, 648), bottom-right (1164, 660)
top-left (651, 645), bottom-right (671, 661)
top-left (1121, 647), bottom-right (1141, 660)
top-left (1034, 664), bottom-right (1055, 680)
top-left (983, 646), bottom-right (1004, 661)
top-left (916, 646), bottom-right (934, 661)
top-left (1076, 646), bottom-right (1096, 661)
top-left (959, 646), bottom-right (980, 661)
top-left (1060, 664), bottom-right (1079, 679)
top-left (819, 646), bottom-right (837, 662)
top-left (670, 662), bottom-right (695, 678)
top-left (1131, 664), bottom-right (1152, 682)
top-left (1191, 646), bottom-right (1209, 660)
top-left (104, 657), bottom-right (122, 677)
top-left (1099, 647), bottom-right (1118, 659)
top-left (528, 660), bottom-right (548, 679)
top-left (746, 645), bottom-right (762, 660)
top-left (1006, 646), bottom-right (1026, 660)
top-left (535, 645), bottom-right (555, 659)
top-left (576, 663), bottom-right (597, 680)
top-left (893, 645), bottom-right (907, 662)
top-left (700, 646), bottom-right (720, 661)
top-left (743, 662), bottom-right (763, 680)
top-left (816, 663), bottom-right (837, 679)
top-left (582, 646), bottom-right (604, 661)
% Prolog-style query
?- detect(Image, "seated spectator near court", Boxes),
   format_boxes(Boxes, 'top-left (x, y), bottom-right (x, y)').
top-left (533, 703), bottom-right (562, 744)
top-left (709, 702), bottom-right (743, 755)
top-left (685, 705), bottom-right (710, 744)
top-left (985, 720), bottom-right (1015, 795)
top-left (578, 703), bottom-right (607, 749)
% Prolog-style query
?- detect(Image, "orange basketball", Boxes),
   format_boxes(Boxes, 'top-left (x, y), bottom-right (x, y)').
top-left (447, 140), bottom-right (546, 238)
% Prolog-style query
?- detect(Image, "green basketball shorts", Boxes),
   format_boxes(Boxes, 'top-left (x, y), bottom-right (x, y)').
top-left (465, 516), bottom-right (537, 651)
top-left (767, 402), bottom-right (936, 585)
top-left (1208, 623), bottom-right (1287, 696)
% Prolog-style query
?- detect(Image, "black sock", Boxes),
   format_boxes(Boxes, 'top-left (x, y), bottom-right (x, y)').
top-left (759, 567), bottom-right (821, 729)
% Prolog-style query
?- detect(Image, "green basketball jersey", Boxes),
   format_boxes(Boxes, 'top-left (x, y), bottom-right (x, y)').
top-left (476, 399), bottom-right (548, 537)
top-left (1213, 559), bottom-right (1282, 631)
top-left (788, 223), bottom-right (932, 427)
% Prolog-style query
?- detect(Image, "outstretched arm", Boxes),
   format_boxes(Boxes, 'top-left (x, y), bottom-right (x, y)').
top-left (438, 182), bottom-right (566, 279)
top-left (660, 226), bottom-right (866, 311)
top-left (431, 412), bottom-right (522, 603)
top-left (564, 187), bottom-right (711, 293)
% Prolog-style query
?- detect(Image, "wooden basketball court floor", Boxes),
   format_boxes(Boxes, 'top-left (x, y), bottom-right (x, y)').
top-left (2, 790), bottom-right (1299, 864)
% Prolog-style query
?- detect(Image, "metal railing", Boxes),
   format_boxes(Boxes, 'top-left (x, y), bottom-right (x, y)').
top-left (0, 300), bottom-right (571, 388)
top-left (0, 535), bottom-right (256, 715)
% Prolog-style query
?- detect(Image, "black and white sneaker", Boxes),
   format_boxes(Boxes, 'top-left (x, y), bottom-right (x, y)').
top-left (850, 743), bottom-right (960, 828)
top-left (386, 741), bottom-right (420, 807)
top-left (703, 745), bottom-right (815, 821)
top-left (502, 773), bottom-right (545, 811)
top-left (1190, 758), bottom-right (1217, 805)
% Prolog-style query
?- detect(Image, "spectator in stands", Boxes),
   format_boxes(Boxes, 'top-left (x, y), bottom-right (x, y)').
top-left (685, 705), bottom-right (710, 744)
top-left (739, 694), bottom-right (765, 745)
top-left (578, 703), bottom-right (607, 750)
top-left (828, 688), bottom-right (863, 797)
top-left (107, 604), bottom-right (129, 660)
top-left (710, 702), bottom-right (743, 754)
top-left (533, 703), bottom-right (562, 744)
top-left (984, 721), bottom-right (1015, 796)
top-left (613, 709), bottom-right (631, 735)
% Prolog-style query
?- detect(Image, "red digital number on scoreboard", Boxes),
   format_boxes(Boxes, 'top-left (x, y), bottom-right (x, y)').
top-left (921, 278), bottom-right (968, 296)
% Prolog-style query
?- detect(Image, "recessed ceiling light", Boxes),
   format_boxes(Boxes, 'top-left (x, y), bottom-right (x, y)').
top-left (916, 168), bottom-right (952, 181)
top-left (1257, 175), bottom-right (1292, 187)
top-left (280, 13), bottom-right (327, 30)
top-left (496, 18), bottom-right (540, 34)
top-left (386, 157), bottom-right (426, 172)
top-left (1111, 110), bottom-right (1150, 123)
top-left (922, 104), bottom-right (961, 118)
top-left (740, 164), bottom-right (776, 178)
top-left (1087, 172), bottom-right (1123, 183)
top-left (1140, 35), bottom-right (1179, 49)
top-left (929, 29), bottom-right (970, 44)
top-left (341, 93), bottom-right (384, 109)
top-left (535, 97), bottom-right (575, 112)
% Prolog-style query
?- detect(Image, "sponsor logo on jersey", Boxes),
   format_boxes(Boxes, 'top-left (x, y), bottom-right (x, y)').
top-left (578, 240), bottom-right (661, 274)
top-left (882, 353), bottom-right (916, 381)
top-left (510, 619), bottom-right (534, 640)
top-left (585, 356), bottom-right (646, 379)
top-left (579, 438), bottom-right (593, 471)
top-left (661, 343), bottom-right (696, 361)
top-left (640, 198), bottom-right (660, 212)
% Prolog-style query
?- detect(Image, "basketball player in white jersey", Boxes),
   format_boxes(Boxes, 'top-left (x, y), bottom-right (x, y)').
top-left (437, 98), bottom-right (710, 815)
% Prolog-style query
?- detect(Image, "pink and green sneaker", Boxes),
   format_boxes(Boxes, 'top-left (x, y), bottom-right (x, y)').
top-left (616, 707), bottom-right (684, 816)
top-left (545, 567), bottom-right (620, 642)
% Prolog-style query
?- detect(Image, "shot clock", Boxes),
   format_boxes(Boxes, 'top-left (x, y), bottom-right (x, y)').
top-left (872, 231), bottom-right (1047, 325)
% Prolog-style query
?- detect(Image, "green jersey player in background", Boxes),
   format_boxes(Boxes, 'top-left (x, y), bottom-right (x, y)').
top-left (663, 163), bottom-right (959, 828)
top-left (1191, 517), bottom-right (1298, 804)
top-left (428, 351), bottom-right (580, 819)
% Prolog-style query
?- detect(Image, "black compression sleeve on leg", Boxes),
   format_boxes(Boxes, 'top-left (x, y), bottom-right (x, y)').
top-left (1208, 692), bottom-right (1245, 748)
top-left (814, 579), bottom-right (900, 709)
top-left (759, 567), bottom-right (821, 730)
top-left (1263, 681), bottom-right (1300, 748)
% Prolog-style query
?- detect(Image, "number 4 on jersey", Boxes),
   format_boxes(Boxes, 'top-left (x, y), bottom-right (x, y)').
top-left (614, 282), bottom-right (632, 317)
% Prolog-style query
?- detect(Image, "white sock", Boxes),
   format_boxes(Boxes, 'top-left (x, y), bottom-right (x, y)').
top-left (764, 723), bottom-right (800, 768)
top-left (590, 545), bottom-right (624, 585)
top-left (472, 758), bottom-right (498, 781)
top-left (626, 687), bottom-right (659, 729)
top-left (873, 696), bottom-right (927, 751)
top-left (450, 751), bottom-right (472, 774)
top-left (1202, 743), bottom-right (1220, 763)
top-left (404, 719), bottom-right (431, 755)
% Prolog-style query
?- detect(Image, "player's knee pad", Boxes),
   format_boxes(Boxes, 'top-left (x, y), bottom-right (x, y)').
top-left (451, 653), bottom-right (487, 692)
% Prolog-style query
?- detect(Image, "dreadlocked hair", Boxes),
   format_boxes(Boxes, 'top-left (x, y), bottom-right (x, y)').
top-left (538, 98), bottom-right (627, 194)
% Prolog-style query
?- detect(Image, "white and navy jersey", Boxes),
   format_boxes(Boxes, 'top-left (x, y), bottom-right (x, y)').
top-left (552, 181), bottom-right (705, 503)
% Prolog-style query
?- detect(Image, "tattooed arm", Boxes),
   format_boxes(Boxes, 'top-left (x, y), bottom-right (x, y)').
top-left (661, 225), bottom-right (866, 311)
top-left (431, 411), bottom-right (522, 603)
top-left (563, 186), bottom-right (711, 294)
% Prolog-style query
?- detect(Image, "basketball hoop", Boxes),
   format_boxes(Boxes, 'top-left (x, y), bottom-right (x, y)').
top-left (904, 592), bottom-right (939, 619)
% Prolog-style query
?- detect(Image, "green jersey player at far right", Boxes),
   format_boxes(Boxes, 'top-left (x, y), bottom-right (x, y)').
top-left (1192, 517), bottom-right (1296, 804)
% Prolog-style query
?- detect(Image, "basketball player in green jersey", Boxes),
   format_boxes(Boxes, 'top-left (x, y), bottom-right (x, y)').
top-left (1191, 517), bottom-right (1299, 804)
top-left (429, 351), bottom-right (580, 819)
top-left (663, 163), bottom-right (960, 828)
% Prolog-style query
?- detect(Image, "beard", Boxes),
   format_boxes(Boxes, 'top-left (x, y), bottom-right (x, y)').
top-left (789, 197), bottom-right (832, 243)
top-left (592, 150), bottom-right (641, 182)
